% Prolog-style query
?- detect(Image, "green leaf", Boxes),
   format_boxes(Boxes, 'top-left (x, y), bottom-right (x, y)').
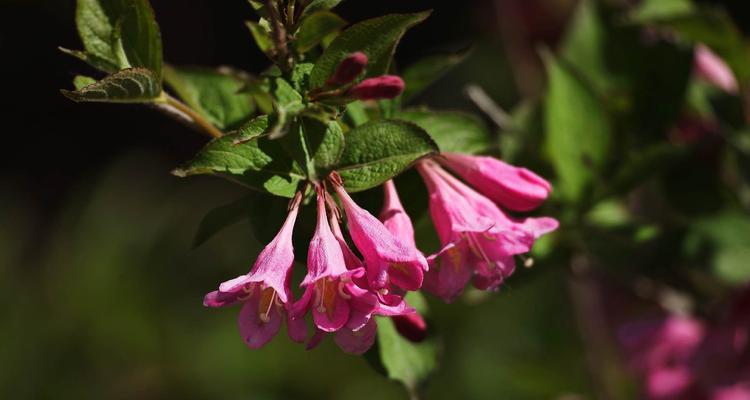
top-left (61, 68), bottom-right (162, 103)
top-left (337, 119), bottom-right (438, 192)
top-left (73, 75), bottom-right (97, 90)
top-left (192, 195), bottom-right (254, 248)
top-left (397, 109), bottom-right (492, 154)
top-left (629, 0), bottom-right (694, 22)
top-left (301, 0), bottom-right (345, 18)
top-left (694, 212), bottom-right (750, 285)
top-left (559, 0), bottom-right (611, 93)
top-left (543, 54), bottom-right (611, 202)
top-left (310, 11), bottom-right (431, 89)
top-left (295, 11), bottom-right (347, 53)
top-left (246, 20), bottom-right (275, 57)
top-left (303, 118), bottom-right (345, 173)
top-left (163, 65), bottom-right (255, 130)
top-left (173, 116), bottom-right (304, 197)
top-left (267, 77), bottom-right (305, 139)
top-left (376, 316), bottom-right (437, 395)
top-left (74, 0), bottom-right (163, 76)
top-left (400, 52), bottom-right (467, 102)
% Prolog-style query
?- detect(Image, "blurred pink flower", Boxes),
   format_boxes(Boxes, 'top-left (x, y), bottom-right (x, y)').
top-left (203, 193), bottom-right (306, 349)
top-left (348, 75), bottom-right (405, 100)
top-left (327, 51), bottom-right (368, 86)
top-left (695, 44), bottom-right (739, 94)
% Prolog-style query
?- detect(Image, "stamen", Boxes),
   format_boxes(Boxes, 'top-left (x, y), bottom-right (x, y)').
top-left (258, 288), bottom-right (276, 323)
top-left (316, 280), bottom-right (327, 313)
top-left (467, 234), bottom-right (493, 269)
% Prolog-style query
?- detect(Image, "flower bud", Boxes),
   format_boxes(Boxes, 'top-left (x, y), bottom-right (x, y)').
top-left (347, 75), bottom-right (405, 100)
top-left (392, 312), bottom-right (428, 343)
top-left (326, 52), bottom-right (368, 86)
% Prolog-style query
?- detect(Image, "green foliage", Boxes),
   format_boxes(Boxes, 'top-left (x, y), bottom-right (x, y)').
top-left (246, 20), bottom-right (275, 58)
top-left (375, 316), bottom-right (437, 396)
top-left (400, 52), bottom-right (468, 103)
top-left (192, 195), bottom-right (255, 248)
top-left (301, 0), bottom-right (345, 19)
top-left (337, 119), bottom-right (438, 192)
top-left (310, 12), bottom-right (431, 88)
top-left (295, 11), bottom-right (347, 53)
top-left (543, 53), bottom-right (611, 202)
top-left (173, 116), bottom-right (304, 198)
top-left (397, 109), bottom-right (492, 154)
top-left (74, 0), bottom-right (162, 76)
top-left (61, 68), bottom-right (162, 103)
top-left (693, 212), bottom-right (750, 284)
top-left (163, 66), bottom-right (255, 130)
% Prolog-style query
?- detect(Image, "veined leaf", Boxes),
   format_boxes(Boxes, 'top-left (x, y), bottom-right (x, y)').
top-left (74, 0), bottom-right (162, 76)
top-left (310, 11), bottom-right (431, 89)
top-left (173, 116), bottom-right (304, 197)
top-left (543, 54), bottom-right (611, 201)
top-left (246, 20), bottom-right (275, 58)
top-left (163, 65), bottom-right (255, 130)
top-left (61, 68), bottom-right (161, 103)
top-left (295, 11), bottom-right (347, 53)
top-left (301, 0), bottom-right (345, 19)
top-left (337, 119), bottom-right (438, 192)
top-left (73, 75), bottom-right (97, 90)
top-left (397, 109), bottom-right (492, 154)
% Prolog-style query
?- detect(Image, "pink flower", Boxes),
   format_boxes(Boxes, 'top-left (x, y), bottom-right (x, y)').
top-left (334, 182), bottom-right (428, 292)
top-left (439, 153), bottom-right (552, 212)
top-left (327, 51), bottom-right (368, 86)
top-left (347, 75), bottom-right (405, 100)
top-left (417, 160), bottom-right (558, 302)
top-left (392, 311), bottom-right (428, 342)
top-left (619, 316), bottom-right (706, 400)
top-left (695, 44), bottom-right (739, 94)
top-left (203, 193), bottom-right (306, 349)
top-left (380, 179), bottom-right (417, 248)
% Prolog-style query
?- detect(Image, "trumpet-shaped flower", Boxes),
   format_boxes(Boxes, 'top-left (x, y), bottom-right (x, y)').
top-left (334, 182), bottom-right (428, 292)
top-left (203, 193), bottom-right (306, 349)
top-left (440, 153), bottom-right (552, 212)
top-left (418, 160), bottom-right (557, 302)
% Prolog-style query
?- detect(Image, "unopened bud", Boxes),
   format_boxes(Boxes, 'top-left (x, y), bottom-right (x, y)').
top-left (392, 312), bottom-right (427, 343)
top-left (348, 75), bottom-right (405, 100)
top-left (326, 52), bottom-right (368, 86)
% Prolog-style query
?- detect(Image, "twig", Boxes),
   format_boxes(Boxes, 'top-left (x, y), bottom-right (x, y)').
top-left (160, 93), bottom-right (223, 139)
top-left (464, 84), bottom-right (513, 130)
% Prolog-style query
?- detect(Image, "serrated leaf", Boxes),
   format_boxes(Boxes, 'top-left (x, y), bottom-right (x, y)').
top-left (296, 11), bottom-right (347, 53)
top-left (543, 54), bottom-right (611, 201)
top-left (174, 116), bottom-right (304, 197)
top-left (310, 11), bottom-right (431, 89)
top-left (301, 0), bottom-right (345, 19)
top-left (400, 52), bottom-right (467, 102)
top-left (246, 20), bottom-right (275, 57)
top-left (74, 0), bottom-right (162, 76)
top-left (163, 65), bottom-right (255, 130)
top-left (337, 119), bottom-right (438, 192)
top-left (376, 316), bottom-right (437, 395)
top-left (303, 118), bottom-right (345, 173)
top-left (61, 68), bottom-right (162, 103)
top-left (397, 109), bottom-right (492, 154)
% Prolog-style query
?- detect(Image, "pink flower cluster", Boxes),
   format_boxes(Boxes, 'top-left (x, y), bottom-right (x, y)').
top-left (204, 153), bottom-right (557, 353)
top-left (620, 289), bottom-right (750, 400)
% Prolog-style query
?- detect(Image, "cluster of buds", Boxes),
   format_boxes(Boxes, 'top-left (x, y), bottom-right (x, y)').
top-left (312, 52), bottom-right (406, 102)
top-left (619, 287), bottom-right (750, 399)
top-left (205, 151), bottom-right (557, 353)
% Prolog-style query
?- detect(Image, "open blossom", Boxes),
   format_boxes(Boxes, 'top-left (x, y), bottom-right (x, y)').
top-left (417, 160), bottom-right (557, 302)
top-left (203, 193), bottom-right (306, 349)
top-left (293, 187), bottom-right (414, 354)
top-left (380, 179), bottom-right (417, 248)
top-left (334, 181), bottom-right (428, 292)
top-left (439, 153), bottom-right (552, 212)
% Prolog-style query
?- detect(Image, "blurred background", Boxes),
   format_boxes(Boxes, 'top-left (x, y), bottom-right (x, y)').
top-left (2, 0), bottom-right (750, 399)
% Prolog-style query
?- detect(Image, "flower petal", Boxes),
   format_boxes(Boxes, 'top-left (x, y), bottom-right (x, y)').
top-left (334, 319), bottom-right (378, 355)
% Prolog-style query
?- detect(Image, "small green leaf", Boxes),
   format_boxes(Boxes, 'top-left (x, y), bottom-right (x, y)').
top-left (400, 52), bottom-right (467, 102)
top-left (295, 11), bottom-right (347, 53)
top-left (629, 0), bottom-right (694, 22)
top-left (163, 65), bottom-right (255, 130)
top-left (694, 212), bottom-right (750, 285)
top-left (376, 316), bottom-right (437, 396)
top-left (246, 20), bottom-right (275, 57)
top-left (173, 116), bottom-right (304, 197)
top-left (61, 68), bottom-right (162, 103)
top-left (301, 0), bottom-right (345, 18)
top-left (73, 75), bottom-right (97, 90)
top-left (310, 11), bottom-right (431, 89)
top-left (560, 0), bottom-right (611, 93)
top-left (267, 77), bottom-right (305, 139)
top-left (337, 119), bottom-right (438, 192)
top-left (543, 54), bottom-right (611, 201)
top-left (397, 109), bottom-right (492, 154)
top-left (74, 0), bottom-right (163, 76)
